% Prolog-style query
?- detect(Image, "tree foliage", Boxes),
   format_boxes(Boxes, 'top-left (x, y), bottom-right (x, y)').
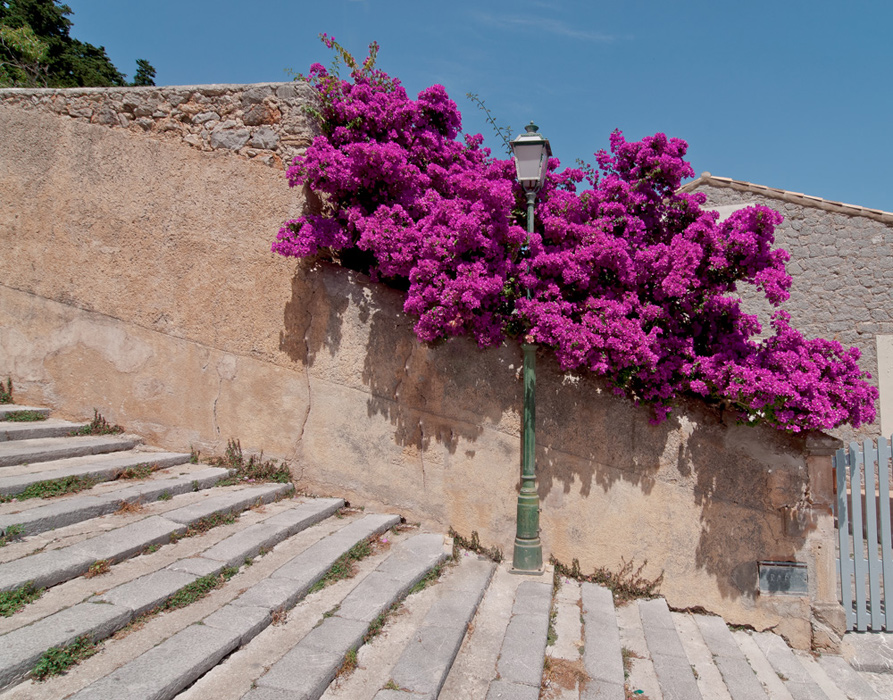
top-left (274, 36), bottom-right (878, 433)
top-left (0, 0), bottom-right (154, 87)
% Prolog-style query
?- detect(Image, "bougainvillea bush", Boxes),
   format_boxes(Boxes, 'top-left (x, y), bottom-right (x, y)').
top-left (273, 37), bottom-right (877, 433)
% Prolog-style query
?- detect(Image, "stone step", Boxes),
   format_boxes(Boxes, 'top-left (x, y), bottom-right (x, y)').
top-left (0, 434), bottom-right (141, 468)
top-left (752, 631), bottom-right (831, 700)
top-left (0, 482), bottom-right (292, 593)
top-left (638, 597), bottom-right (703, 699)
top-left (0, 406), bottom-right (50, 420)
top-left (243, 531), bottom-right (447, 700)
top-left (693, 613), bottom-right (767, 700)
top-left (0, 449), bottom-right (191, 499)
top-left (580, 582), bottom-right (625, 699)
top-left (0, 418), bottom-right (90, 441)
top-left (370, 555), bottom-right (496, 699)
top-left (0, 465), bottom-right (228, 538)
top-left (0, 497), bottom-right (346, 693)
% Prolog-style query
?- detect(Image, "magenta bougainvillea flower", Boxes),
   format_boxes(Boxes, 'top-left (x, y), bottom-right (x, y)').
top-left (273, 38), bottom-right (877, 433)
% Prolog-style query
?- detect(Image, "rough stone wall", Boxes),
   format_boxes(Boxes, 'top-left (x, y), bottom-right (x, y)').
top-left (0, 82), bottom-right (317, 170)
top-left (691, 181), bottom-right (893, 444)
top-left (0, 89), bottom-right (845, 649)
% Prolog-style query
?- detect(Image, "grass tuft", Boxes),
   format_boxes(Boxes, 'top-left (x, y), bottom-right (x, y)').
top-left (448, 528), bottom-right (503, 563)
top-left (165, 567), bottom-right (238, 610)
top-left (31, 635), bottom-right (98, 680)
top-left (551, 556), bottom-right (663, 605)
top-left (309, 539), bottom-right (373, 594)
top-left (84, 560), bottom-right (111, 578)
top-left (0, 524), bottom-right (25, 547)
top-left (68, 409), bottom-right (124, 436)
top-left (117, 463), bottom-right (154, 480)
top-left (0, 582), bottom-right (43, 617)
top-left (6, 475), bottom-right (98, 501)
top-left (4, 410), bottom-right (47, 422)
top-left (210, 438), bottom-right (292, 486)
top-left (0, 378), bottom-right (12, 403)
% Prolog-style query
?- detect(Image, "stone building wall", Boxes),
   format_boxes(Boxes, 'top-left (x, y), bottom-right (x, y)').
top-left (683, 174), bottom-right (893, 443)
top-left (0, 89), bottom-right (847, 649)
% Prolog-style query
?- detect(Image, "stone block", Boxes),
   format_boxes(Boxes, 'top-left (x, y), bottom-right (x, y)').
top-left (0, 602), bottom-right (130, 690)
top-left (0, 547), bottom-right (93, 592)
top-left (389, 624), bottom-right (467, 696)
top-left (92, 568), bottom-right (198, 616)
top-left (167, 556), bottom-right (226, 578)
top-left (496, 612), bottom-right (549, 686)
top-left (486, 679), bottom-right (541, 699)
top-left (263, 497), bottom-right (343, 534)
top-left (581, 584), bottom-right (623, 687)
top-left (256, 645), bottom-right (342, 696)
top-left (68, 624), bottom-right (241, 700)
top-left (423, 588), bottom-right (485, 629)
top-left (161, 484), bottom-right (291, 526)
top-left (579, 678), bottom-right (626, 700)
top-left (203, 603), bottom-right (271, 645)
top-left (67, 515), bottom-right (186, 562)
top-left (200, 523), bottom-right (284, 567)
top-left (301, 616), bottom-right (368, 654)
top-left (232, 577), bottom-right (306, 611)
top-left (0, 496), bottom-right (109, 536)
top-left (336, 571), bottom-right (404, 623)
top-left (513, 580), bottom-right (553, 616)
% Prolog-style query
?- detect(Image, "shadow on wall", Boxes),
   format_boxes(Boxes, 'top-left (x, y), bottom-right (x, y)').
top-left (279, 261), bottom-right (816, 607)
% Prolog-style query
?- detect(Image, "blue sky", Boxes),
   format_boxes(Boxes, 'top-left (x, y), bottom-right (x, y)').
top-left (68, 0), bottom-right (892, 212)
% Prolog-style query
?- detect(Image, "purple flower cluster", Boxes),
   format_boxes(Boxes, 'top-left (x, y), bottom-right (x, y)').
top-left (273, 40), bottom-right (877, 432)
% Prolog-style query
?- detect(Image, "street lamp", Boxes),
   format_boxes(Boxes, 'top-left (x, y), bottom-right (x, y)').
top-left (509, 122), bottom-right (551, 572)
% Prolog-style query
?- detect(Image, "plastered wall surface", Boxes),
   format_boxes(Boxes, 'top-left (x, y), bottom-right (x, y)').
top-left (0, 88), bottom-right (845, 649)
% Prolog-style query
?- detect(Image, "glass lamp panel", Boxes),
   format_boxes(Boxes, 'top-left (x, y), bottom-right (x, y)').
top-left (512, 143), bottom-right (546, 182)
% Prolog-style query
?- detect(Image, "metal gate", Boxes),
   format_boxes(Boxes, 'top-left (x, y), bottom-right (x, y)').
top-left (834, 438), bottom-right (893, 631)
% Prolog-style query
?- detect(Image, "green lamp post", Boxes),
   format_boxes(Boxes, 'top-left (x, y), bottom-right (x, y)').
top-left (509, 122), bottom-right (552, 572)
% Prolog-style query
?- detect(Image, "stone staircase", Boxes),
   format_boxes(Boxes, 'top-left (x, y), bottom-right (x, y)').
top-left (0, 407), bottom-right (891, 699)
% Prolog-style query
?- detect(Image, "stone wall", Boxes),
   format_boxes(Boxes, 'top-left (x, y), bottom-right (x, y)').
top-left (0, 87), bottom-right (846, 649)
top-left (684, 175), bottom-right (893, 443)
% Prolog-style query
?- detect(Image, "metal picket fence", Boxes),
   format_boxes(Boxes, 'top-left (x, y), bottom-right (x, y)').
top-left (834, 438), bottom-right (893, 631)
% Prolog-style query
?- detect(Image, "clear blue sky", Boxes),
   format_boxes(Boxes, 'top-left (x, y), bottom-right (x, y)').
top-left (68, 0), bottom-right (892, 212)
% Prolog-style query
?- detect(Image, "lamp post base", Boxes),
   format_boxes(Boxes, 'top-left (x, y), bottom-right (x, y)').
top-left (511, 536), bottom-right (543, 573)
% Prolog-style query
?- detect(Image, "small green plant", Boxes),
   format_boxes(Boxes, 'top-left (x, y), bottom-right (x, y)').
top-left (0, 581), bottom-right (43, 616)
top-left (12, 475), bottom-right (98, 501)
top-left (211, 438), bottom-right (292, 486)
top-left (117, 463), bottom-right (154, 480)
top-left (550, 556), bottom-right (663, 605)
top-left (142, 543), bottom-right (160, 555)
top-left (409, 563), bottom-right (444, 595)
top-left (364, 601), bottom-right (401, 644)
top-left (336, 648), bottom-right (358, 679)
top-left (165, 568), bottom-right (237, 610)
top-left (185, 511), bottom-right (238, 536)
top-left (448, 528), bottom-right (503, 563)
top-left (68, 409), bottom-right (124, 436)
top-left (383, 680), bottom-right (401, 690)
top-left (309, 538), bottom-right (374, 594)
top-left (4, 410), bottom-right (47, 422)
top-left (189, 446), bottom-right (200, 464)
top-left (31, 635), bottom-right (98, 680)
top-left (0, 523), bottom-right (25, 547)
top-left (0, 378), bottom-right (12, 403)
top-left (85, 560), bottom-right (110, 578)
top-left (157, 491), bottom-right (172, 501)
top-left (547, 606), bottom-right (558, 646)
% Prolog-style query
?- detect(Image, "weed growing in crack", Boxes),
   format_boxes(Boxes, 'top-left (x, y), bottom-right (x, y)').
top-left (0, 582), bottom-right (43, 616)
top-left (0, 378), bottom-right (12, 403)
top-left (117, 464), bottom-right (154, 480)
top-left (114, 499), bottom-right (144, 516)
top-left (550, 556), bottom-right (663, 604)
top-left (68, 409), bottom-right (124, 436)
top-left (165, 568), bottom-right (238, 610)
top-left (31, 635), bottom-right (98, 680)
top-left (547, 606), bottom-right (558, 646)
top-left (309, 539), bottom-right (374, 594)
top-left (189, 446), bottom-right (201, 464)
top-left (363, 602), bottom-right (401, 644)
top-left (3, 475), bottom-right (99, 502)
top-left (157, 491), bottom-right (172, 501)
top-left (336, 648), bottom-right (358, 679)
top-left (409, 563), bottom-right (445, 595)
top-left (4, 410), bottom-right (47, 422)
top-left (0, 524), bottom-right (24, 546)
top-left (448, 528), bottom-right (503, 563)
top-left (210, 438), bottom-right (292, 486)
top-left (271, 607), bottom-right (288, 626)
top-left (185, 512), bottom-right (238, 536)
top-left (84, 560), bottom-right (111, 578)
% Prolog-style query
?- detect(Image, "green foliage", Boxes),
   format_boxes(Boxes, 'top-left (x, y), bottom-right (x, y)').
top-left (156, 490), bottom-right (172, 501)
top-left (0, 378), bottom-right (12, 403)
top-left (117, 463), bottom-right (154, 480)
top-left (211, 438), bottom-right (292, 486)
top-left (69, 409), bottom-right (123, 436)
top-left (550, 556), bottom-right (664, 605)
top-left (448, 528), bottom-right (503, 563)
top-left (165, 568), bottom-right (237, 610)
top-left (3, 410), bottom-right (47, 421)
top-left (309, 539), bottom-right (373, 593)
top-left (409, 563), bottom-right (444, 595)
top-left (31, 635), bottom-right (97, 680)
top-left (0, 581), bottom-right (42, 616)
top-left (0, 0), bottom-right (153, 88)
top-left (0, 523), bottom-right (25, 546)
top-left (131, 57), bottom-right (154, 86)
top-left (6, 474), bottom-right (97, 501)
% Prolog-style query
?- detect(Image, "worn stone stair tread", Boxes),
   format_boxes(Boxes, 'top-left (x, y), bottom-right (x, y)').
top-left (793, 650), bottom-right (850, 700)
top-left (0, 449), bottom-right (191, 498)
top-left (579, 582), bottom-right (624, 699)
top-left (485, 679), bottom-right (541, 699)
top-left (246, 532), bottom-right (448, 700)
top-left (817, 654), bottom-right (883, 699)
top-left (0, 484), bottom-right (291, 593)
top-left (752, 631), bottom-right (830, 700)
top-left (0, 418), bottom-right (90, 441)
top-left (0, 601), bottom-right (132, 690)
top-left (0, 466), bottom-right (230, 538)
top-left (694, 613), bottom-right (767, 700)
top-left (638, 597), bottom-right (703, 699)
top-left (68, 623), bottom-right (242, 700)
top-left (0, 434), bottom-right (141, 467)
top-left (489, 578), bottom-right (552, 695)
top-left (731, 629), bottom-right (795, 699)
top-left (379, 556), bottom-right (496, 699)
top-left (0, 405), bottom-right (51, 420)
